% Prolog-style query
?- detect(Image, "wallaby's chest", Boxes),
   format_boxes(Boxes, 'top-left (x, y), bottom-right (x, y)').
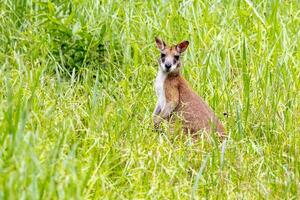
top-left (155, 71), bottom-right (167, 108)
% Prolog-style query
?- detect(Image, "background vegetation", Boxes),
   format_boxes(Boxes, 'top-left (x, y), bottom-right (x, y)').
top-left (0, 0), bottom-right (299, 199)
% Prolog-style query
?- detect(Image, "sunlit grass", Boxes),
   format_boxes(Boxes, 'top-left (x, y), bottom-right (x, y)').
top-left (0, 0), bottom-right (299, 199)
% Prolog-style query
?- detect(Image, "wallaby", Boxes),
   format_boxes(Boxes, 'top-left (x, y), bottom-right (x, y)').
top-left (153, 37), bottom-right (225, 139)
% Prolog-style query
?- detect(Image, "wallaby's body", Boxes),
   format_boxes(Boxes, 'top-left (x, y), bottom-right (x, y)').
top-left (153, 38), bottom-right (225, 139)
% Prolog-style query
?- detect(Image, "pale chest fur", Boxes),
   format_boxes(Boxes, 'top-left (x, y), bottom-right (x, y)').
top-left (155, 71), bottom-right (167, 109)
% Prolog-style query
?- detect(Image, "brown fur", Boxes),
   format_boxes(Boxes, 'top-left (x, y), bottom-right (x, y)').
top-left (164, 73), bottom-right (225, 139)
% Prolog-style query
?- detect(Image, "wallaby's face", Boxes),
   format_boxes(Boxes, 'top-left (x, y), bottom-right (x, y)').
top-left (155, 37), bottom-right (189, 73)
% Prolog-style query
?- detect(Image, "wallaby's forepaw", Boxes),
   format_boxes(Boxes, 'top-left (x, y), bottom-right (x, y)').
top-left (154, 123), bottom-right (160, 131)
top-left (153, 116), bottom-right (162, 132)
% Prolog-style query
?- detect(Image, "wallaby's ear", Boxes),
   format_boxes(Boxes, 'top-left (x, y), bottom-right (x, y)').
top-left (176, 41), bottom-right (189, 53)
top-left (155, 37), bottom-right (166, 51)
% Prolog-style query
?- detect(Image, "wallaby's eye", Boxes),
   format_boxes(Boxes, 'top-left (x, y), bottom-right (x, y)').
top-left (161, 53), bottom-right (166, 58)
top-left (174, 55), bottom-right (180, 60)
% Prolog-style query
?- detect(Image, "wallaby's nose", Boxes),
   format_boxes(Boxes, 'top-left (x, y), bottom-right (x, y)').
top-left (165, 63), bottom-right (171, 69)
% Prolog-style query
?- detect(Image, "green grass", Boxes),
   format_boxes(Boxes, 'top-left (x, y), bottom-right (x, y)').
top-left (0, 0), bottom-right (300, 199)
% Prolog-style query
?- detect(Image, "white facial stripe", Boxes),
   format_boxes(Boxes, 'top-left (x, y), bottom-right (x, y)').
top-left (170, 64), bottom-right (177, 72)
top-left (165, 55), bottom-right (173, 65)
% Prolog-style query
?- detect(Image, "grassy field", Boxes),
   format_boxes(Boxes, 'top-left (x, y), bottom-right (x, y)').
top-left (0, 0), bottom-right (300, 199)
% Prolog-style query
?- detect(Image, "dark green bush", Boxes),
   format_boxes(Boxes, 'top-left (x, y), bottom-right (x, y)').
top-left (1, 0), bottom-right (109, 77)
top-left (37, 1), bottom-right (106, 75)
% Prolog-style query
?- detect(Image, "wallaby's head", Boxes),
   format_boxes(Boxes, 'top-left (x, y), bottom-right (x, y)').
top-left (155, 37), bottom-right (189, 73)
